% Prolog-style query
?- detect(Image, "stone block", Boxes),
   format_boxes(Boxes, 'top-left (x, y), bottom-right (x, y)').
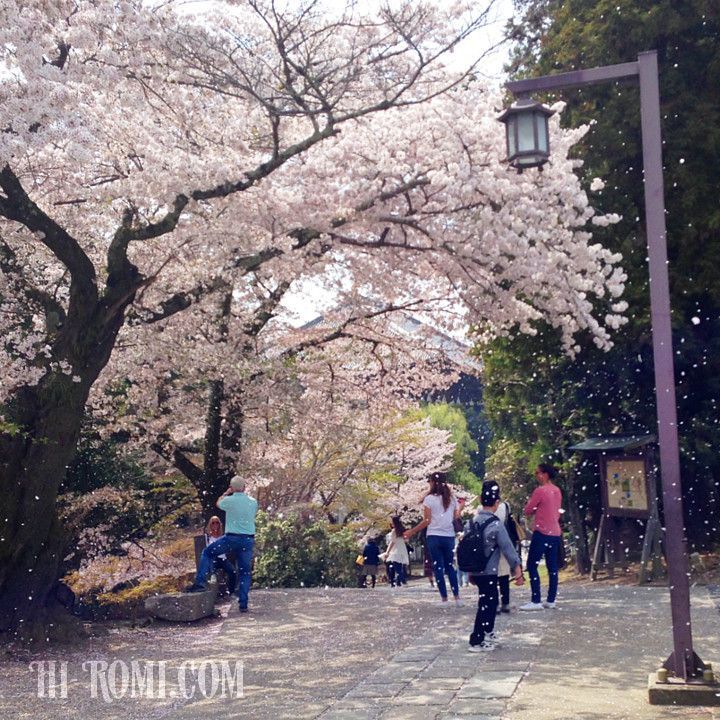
top-left (392, 647), bottom-right (443, 663)
top-left (320, 708), bottom-right (383, 720)
top-left (446, 698), bottom-right (507, 716)
top-left (391, 689), bottom-right (457, 705)
top-left (456, 671), bottom-right (523, 699)
top-left (406, 676), bottom-right (465, 691)
top-left (647, 673), bottom-right (720, 706)
top-left (379, 707), bottom-right (438, 720)
top-left (364, 662), bottom-right (427, 684)
top-left (144, 587), bottom-right (217, 622)
top-left (345, 683), bottom-right (406, 699)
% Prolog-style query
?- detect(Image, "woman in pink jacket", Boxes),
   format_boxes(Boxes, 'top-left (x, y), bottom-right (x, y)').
top-left (519, 463), bottom-right (563, 611)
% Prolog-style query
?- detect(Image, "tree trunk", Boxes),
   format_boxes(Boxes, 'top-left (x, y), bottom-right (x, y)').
top-left (151, 378), bottom-right (236, 521)
top-left (567, 480), bottom-right (592, 574)
top-left (199, 379), bottom-right (232, 519)
top-left (0, 376), bottom-right (94, 637)
top-left (0, 304), bottom-right (128, 636)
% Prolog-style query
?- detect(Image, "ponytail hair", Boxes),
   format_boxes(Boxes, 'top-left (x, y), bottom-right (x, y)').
top-left (537, 462), bottom-right (558, 480)
top-left (427, 471), bottom-right (452, 511)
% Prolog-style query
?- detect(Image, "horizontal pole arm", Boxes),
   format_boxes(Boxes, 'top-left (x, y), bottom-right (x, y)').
top-left (506, 60), bottom-right (639, 95)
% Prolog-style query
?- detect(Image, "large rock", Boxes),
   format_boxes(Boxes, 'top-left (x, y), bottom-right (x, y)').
top-left (144, 586), bottom-right (218, 622)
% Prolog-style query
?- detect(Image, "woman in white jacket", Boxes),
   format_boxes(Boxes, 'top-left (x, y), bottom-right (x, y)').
top-left (493, 492), bottom-right (514, 613)
top-left (385, 516), bottom-right (410, 587)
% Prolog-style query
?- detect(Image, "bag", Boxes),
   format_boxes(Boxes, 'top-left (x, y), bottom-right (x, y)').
top-left (452, 517), bottom-right (464, 533)
top-left (456, 516), bottom-right (499, 573)
top-left (355, 554), bottom-right (365, 566)
top-left (503, 502), bottom-right (521, 545)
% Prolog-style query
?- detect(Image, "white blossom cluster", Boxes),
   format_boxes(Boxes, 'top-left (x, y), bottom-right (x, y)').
top-left (0, 0), bottom-right (627, 426)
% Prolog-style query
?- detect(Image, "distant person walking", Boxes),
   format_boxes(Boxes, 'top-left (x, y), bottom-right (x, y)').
top-left (187, 475), bottom-right (258, 613)
top-left (385, 516), bottom-right (409, 587)
top-left (362, 537), bottom-right (381, 588)
top-left (520, 463), bottom-right (563, 611)
top-left (405, 472), bottom-right (463, 606)
top-left (464, 481), bottom-right (524, 651)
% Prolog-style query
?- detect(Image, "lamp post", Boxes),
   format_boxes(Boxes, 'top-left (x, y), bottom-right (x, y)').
top-left (497, 97), bottom-right (554, 171)
top-left (500, 50), bottom-right (706, 682)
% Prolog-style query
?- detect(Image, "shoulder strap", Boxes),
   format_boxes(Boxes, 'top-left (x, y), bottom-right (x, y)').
top-left (472, 515), bottom-right (499, 535)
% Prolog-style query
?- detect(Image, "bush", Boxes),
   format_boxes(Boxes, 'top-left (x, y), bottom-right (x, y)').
top-left (64, 536), bottom-right (197, 619)
top-left (253, 512), bottom-right (358, 588)
top-left (59, 474), bottom-right (199, 574)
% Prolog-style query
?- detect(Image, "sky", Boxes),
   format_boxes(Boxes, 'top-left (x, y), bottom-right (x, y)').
top-left (450, 0), bottom-right (515, 84)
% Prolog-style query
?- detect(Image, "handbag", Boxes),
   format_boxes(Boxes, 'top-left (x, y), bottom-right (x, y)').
top-left (452, 517), bottom-right (464, 533)
top-left (515, 518), bottom-right (527, 541)
top-left (355, 554), bottom-right (365, 566)
top-left (503, 502), bottom-right (521, 545)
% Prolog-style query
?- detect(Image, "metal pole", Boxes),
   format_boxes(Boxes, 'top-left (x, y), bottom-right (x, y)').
top-left (637, 50), bottom-right (702, 680)
top-left (506, 50), bottom-right (705, 680)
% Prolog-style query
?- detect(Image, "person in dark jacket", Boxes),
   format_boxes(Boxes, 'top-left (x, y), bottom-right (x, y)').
top-left (362, 537), bottom-right (381, 588)
top-left (465, 481), bottom-right (524, 652)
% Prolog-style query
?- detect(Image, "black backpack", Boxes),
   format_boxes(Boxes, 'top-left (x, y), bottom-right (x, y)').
top-left (457, 516), bottom-right (499, 573)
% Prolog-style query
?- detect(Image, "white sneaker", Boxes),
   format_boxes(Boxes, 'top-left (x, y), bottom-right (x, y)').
top-left (519, 601), bottom-right (545, 611)
top-left (485, 632), bottom-right (500, 647)
top-left (543, 601), bottom-right (556, 609)
top-left (468, 642), bottom-right (494, 653)
top-left (454, 597), bottom-right (465, 608)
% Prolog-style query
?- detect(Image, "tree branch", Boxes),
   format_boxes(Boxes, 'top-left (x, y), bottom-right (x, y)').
top-left (150, 437), bottom-right (204, 485)
top-left (0, 165), bottom-right (98, 305)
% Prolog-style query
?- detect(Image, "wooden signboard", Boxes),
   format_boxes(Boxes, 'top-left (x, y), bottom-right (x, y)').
top-left (569, 435), bottom-right (662, 582)
top-left (601, 455), bottom-right (650, 518)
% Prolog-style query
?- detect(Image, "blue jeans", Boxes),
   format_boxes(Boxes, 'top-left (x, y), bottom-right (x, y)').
top-left (196, 534), bottom-right (254, 609)
top-left (388, 562), bottom-right (406, 587)
top-left (526, 531), bottom-right (560, 604)
top-left (213, 556), bottom-right (237, 595)
top-left (426, 535), bottom-right (459, 599)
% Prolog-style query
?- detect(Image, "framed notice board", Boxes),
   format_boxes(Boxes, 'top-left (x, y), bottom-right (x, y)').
top-left (600, 454), bottom-right (650, 518)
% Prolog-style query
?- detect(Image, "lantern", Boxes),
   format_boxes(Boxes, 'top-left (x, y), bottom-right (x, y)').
top-left (497, 97), bottom-right (554, 171)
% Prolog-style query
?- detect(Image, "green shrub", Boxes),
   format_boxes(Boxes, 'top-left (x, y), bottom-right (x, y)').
top-left (253, 512), bottom-right (358, 588)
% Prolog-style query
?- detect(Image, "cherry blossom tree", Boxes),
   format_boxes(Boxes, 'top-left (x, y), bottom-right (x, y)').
top-left (236, 339), bottom-right (460, 522)
top-left (107, 293), bottom-right (464, 518)
top-left (0, 0), bottom-right (626, 633)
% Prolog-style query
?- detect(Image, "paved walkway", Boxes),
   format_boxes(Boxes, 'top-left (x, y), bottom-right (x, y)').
top-left (1, 581), bottom-right (718, 719)
top-left (311, 583), bottom-right (720, 720)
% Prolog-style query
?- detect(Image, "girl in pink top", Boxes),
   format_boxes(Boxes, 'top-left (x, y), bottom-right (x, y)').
top-left (520, 464), bottom-right (563, 611)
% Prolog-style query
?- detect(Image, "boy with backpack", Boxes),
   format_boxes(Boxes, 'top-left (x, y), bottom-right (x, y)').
top-left (459, 481), bottom-right (524, 652)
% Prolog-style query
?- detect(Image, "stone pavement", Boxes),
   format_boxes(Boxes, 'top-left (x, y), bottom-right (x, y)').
top-left (1, 581), bottom-right (718, 719)
top-left (312, 583), bottom-right (720, 720)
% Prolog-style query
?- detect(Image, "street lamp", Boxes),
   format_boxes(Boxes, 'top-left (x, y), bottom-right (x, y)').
top-left (500, 51), bottom-right (708, 686)
top-left (497, 97), bottom-right (554, 171)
